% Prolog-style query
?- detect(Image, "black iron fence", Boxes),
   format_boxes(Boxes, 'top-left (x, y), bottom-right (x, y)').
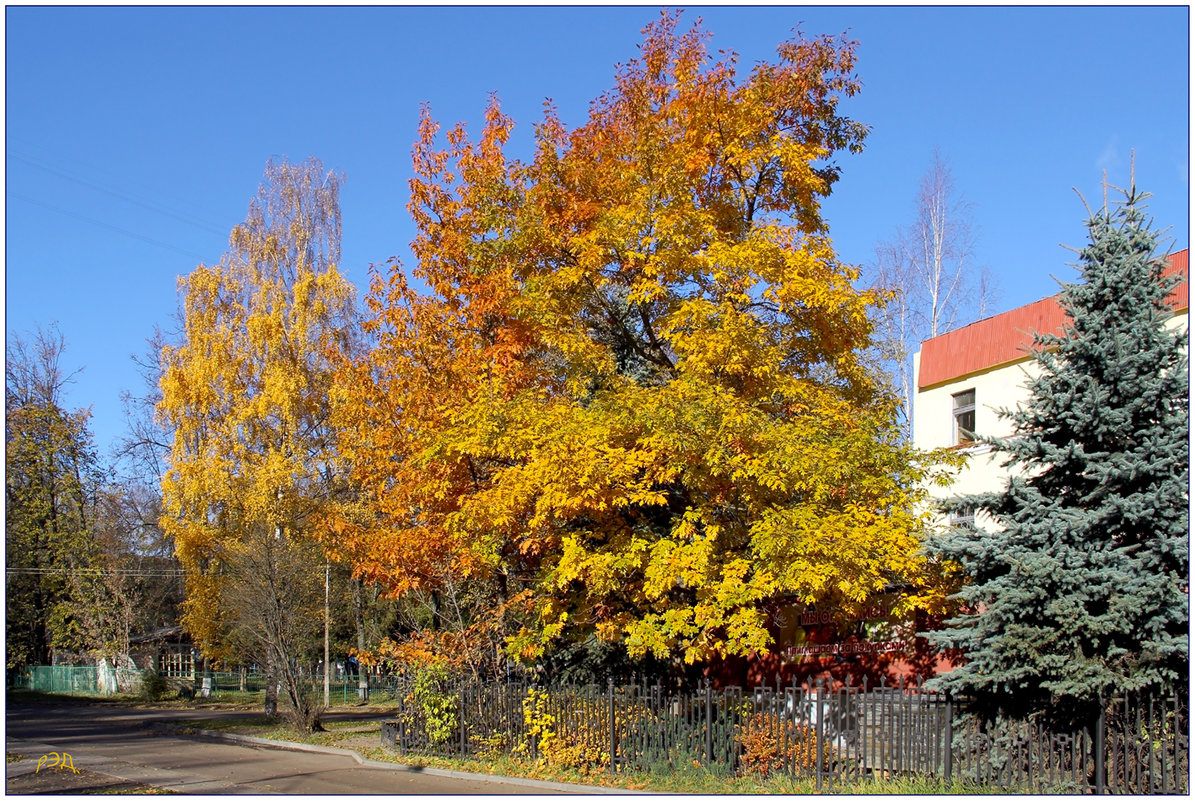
top-left (381, 677), bottom-right (1188, 793)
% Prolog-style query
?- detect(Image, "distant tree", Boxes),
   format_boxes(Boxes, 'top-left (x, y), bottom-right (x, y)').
top-left (5, 327), bottom-right (97, 669)
top-left (927, 182), bottom-right (1189, 725)
top-left (117, 328), bottom-right (174, 488)
top-left (219, 522), bottom-right (328, 730)
top-left (47, 485), bottom-right (145, 675)
top-left (114, 330), bottom-right (186, 639)
top-left (6, 327), bottom-right (177, 676)
top-left (159, 157), bottom-right (357, 731)
top-left (872, 151), bottom-right (995, 431)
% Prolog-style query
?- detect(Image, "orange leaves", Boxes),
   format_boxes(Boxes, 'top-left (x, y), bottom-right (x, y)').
top-left (327, 13), bottom-right (943, 669)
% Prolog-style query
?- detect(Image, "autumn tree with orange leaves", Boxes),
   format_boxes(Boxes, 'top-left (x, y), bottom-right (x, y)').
top-left (331, 12), bottom-right (953, 674)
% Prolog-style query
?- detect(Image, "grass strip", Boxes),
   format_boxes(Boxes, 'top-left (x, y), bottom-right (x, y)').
top-left (166, 717), bottom-right (1000, 794)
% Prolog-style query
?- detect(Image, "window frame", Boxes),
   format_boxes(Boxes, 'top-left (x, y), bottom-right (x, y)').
top-left (952, 388), bottom-right (976, 446)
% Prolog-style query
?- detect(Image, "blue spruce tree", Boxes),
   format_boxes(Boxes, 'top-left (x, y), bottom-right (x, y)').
top-left (928, 183), bottom-right (1188, 723)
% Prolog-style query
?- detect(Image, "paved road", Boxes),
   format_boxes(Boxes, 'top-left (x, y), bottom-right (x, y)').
top-left (5, 699), bottom-right (575, 794)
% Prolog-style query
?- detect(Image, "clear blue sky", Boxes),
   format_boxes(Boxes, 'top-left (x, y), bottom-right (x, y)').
top-left (6, 5), bottom-right (1189, 460)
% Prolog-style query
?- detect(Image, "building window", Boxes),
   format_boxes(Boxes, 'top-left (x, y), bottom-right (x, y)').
top-left (952, 389), bottom-right (976, 445)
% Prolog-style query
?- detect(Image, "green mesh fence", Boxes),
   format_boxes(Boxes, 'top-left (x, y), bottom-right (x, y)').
top-left (12, 665), bottom-right (399, 705)
top-left (23, 665), bottom-right (144, 696)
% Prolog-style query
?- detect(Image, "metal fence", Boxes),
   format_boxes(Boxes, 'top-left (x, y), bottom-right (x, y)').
top-left (10, 665), bottom-right (406, 706)
top-left (191, 671), bottom-right (407, 705)
top-left (19, 665), bottom-right (145, 696)
top-left (951, 690), bottom-right (1189, 794)
top-left (381, 677), bottom-right (1188, 793)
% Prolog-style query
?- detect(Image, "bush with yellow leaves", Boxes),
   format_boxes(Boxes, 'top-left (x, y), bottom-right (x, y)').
top-left (736, 711), bottom-right (832, 777)
top-left (521, 688), bottom-right (611, 774)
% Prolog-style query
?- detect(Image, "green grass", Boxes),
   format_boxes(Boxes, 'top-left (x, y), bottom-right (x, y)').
top-left (392, 754), bottom-right (999, 794)
top-left (172, 714), bottom-right (382, 748)
top-left (339, 747), bottom-right (1001, 794)
top-left (823, 775), bottom-right (1008, 794)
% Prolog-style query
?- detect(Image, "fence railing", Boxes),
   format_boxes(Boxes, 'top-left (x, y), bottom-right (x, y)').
top-left (18, 665), bottom-right (146, 696)
top-left (12, 665), bottom-right (1185, 792)
top-left (382, 677), bottom-right (1188, 794)
top-left (10, 665), bottom-right (404, 706)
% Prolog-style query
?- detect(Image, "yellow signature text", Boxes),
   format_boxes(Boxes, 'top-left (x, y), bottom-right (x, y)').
top-left (36, 752), bottom-right (78, 774)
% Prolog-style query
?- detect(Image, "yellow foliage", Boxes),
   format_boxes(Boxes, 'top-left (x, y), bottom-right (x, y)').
top-left (521, 689), bottom-right (611, 774)
top-left (329, 12), bottom-right (953, 667)
top-left (158, 158), bottom-right (355, 659)
top-left (737, 712), bottom-right (832, 776)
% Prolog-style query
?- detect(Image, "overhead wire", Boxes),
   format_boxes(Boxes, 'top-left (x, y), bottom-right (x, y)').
top-left (8, 151), bottom-right (229, 236)
top-left (9, 192), bottom-right (210, 261)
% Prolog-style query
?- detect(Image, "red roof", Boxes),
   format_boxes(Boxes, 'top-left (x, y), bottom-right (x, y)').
top-left (917, 250), bottom-right (1188, 389)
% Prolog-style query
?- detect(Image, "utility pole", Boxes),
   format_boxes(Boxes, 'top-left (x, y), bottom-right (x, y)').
top-left (324, 560), bottom-right (330, 708)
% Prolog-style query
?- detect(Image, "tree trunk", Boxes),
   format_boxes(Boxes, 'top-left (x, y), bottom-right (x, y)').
top-left (353, 578), bottom-right (369, 702)
top-left (279, 655), bottom-right (324, 733)
top-left (264, 650), bottom-right (279, 718)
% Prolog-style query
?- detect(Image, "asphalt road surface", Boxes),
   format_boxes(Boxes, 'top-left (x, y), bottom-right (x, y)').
top-left (5, 699), bottom-right (575, 794)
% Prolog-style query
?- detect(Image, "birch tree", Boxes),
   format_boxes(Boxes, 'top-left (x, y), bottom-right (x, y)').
top-left (159, 157), bottom-right (356, 730)
top-left (872, 151), bottom-right (994, 431)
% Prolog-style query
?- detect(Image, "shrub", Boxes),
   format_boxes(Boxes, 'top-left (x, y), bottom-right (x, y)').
top-left (140, 669), bottom-right (171, 702)
top-left (522, 688), bottom-right (610, 774)
top-left (409, 664), bottom-right (458, 747)
top-left (736, 711), bottom-right (831, 777)
top-left (469, 731), bottom-right (508, 757)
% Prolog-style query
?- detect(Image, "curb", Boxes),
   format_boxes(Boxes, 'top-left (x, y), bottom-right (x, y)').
top-left (154, 723), bottom-right (648, 795)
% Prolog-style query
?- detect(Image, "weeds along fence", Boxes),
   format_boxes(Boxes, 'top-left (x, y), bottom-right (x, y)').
top-left (950, 690), bottom-right (1190, 794)
top-left (381, 677), bottom-right (1189, 793)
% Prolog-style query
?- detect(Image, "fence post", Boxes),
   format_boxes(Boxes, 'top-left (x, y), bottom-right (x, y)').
top-left (704, 680), bottom-right (713, 766)
top-left (944, 693), bottom-right (953, 784)
top-left (1094, 694), bottom-right (1105, 795)
top-left (608, 678), bottom-right (617, 774)
top-left (815, 678), bottom-right (824, 792)
top-left (459, 680), bottom-right (467, 757)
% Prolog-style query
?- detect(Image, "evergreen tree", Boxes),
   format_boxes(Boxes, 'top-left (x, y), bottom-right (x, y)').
top-left (928, 184), bottom-right (1188, 723)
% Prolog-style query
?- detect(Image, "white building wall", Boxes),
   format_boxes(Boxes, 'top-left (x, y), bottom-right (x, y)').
top-left (913, 311), bottom-right (1187, 507)
top-left (912, 353), bottom-right (1039, 501)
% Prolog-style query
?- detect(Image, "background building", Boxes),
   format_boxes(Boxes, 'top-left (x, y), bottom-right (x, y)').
top-left (912, 249), bottom-right (1189, 520)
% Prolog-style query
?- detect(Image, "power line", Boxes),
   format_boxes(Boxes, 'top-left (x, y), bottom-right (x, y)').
top-left (8, 151), bottom-right (229, 236)
top-left (9, 192), bottom-right (209, 261)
